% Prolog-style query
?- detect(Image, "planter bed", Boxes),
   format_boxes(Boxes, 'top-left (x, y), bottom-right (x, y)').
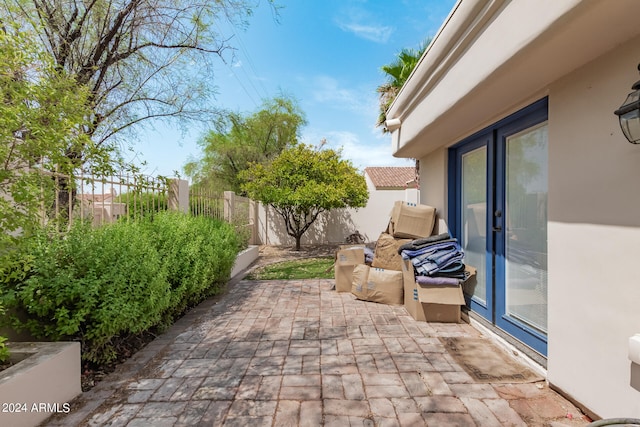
top-left (0, 342), bottom-right (81, 427)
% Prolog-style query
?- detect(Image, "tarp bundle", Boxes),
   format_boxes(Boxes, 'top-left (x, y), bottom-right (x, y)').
top-left (399, 232), bottom-right (467, 280)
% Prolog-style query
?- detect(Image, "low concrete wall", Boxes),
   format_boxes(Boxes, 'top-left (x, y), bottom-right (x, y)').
top-left (0, 342), bottom-right (81, 427)
top-left (231, 245), bottom-right (259, 278)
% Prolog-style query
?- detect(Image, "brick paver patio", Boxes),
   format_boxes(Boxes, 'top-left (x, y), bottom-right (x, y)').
top-left (44, 278), bottom-right (591, 426)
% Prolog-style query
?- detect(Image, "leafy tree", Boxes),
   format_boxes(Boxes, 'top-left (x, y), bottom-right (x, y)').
top-left (0, 23), bottom-right (107, 245)
top-left (376, 38), bottom-right (432, 131)
top-left (241, 144), bottom-right (369, 251)
top-left (2, 0), bottom-right (275, 156)
top-left (184, 96), bottom-right (306, 192)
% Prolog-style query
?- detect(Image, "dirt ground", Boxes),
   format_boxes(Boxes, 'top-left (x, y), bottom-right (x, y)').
top-left (253, 244), bottom-right (341, 269)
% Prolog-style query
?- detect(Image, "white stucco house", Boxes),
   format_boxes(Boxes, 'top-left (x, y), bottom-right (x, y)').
top-left (386, 0), bottom-right (640, 420)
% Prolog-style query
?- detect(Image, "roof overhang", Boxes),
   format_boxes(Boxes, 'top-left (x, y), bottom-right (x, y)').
top-left (388, 0), bottom-right (640, 159)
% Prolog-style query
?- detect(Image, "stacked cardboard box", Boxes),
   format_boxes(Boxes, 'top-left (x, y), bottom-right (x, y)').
top-left (332, 199), bottom-right (473, 323)
top-left (402, 260), bottom-right (476, 323)
top-left (388, 201), bottom-right (436, 239)
top-left (371, 233), bottom-right (411, 271)
top-left (334, 245), bottom-right (366, 292)
top-left (351, 264), bottom-right (403, 305)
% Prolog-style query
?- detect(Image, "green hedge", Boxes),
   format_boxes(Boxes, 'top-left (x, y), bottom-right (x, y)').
top-left (0, 212), bottom-right (241, 364)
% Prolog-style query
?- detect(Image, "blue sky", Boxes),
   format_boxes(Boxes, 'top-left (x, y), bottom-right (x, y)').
top-left (132, 0), bottom-right (457, 178)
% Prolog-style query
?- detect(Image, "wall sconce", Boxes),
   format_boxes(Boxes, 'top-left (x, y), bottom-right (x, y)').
top-left (614, 63), bottom-right (640, 144)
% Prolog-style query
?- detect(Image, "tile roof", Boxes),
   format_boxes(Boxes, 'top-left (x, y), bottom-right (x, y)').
top-left (364, 166), bottom-right (416, 190)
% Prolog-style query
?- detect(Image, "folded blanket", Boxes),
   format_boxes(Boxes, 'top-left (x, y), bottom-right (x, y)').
top-left (416, 275), bottom-right (460, 286)
top-left (397, 232), bottom-right (452, 253)
top-left (429, 262), bottom-right (468, 279)
top-left (434, 260), bottom-right (465, 273)
top-left (414, 254), bottom-right (464, 276)
top-left (400, 239), bottom-right (461, 260)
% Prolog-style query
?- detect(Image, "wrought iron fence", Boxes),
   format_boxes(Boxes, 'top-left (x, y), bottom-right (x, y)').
top-left (31, 168), bottom-right (257, 244)
top-left (189, 185), bottom-right (224, 220)
top-left (42, 169), bottom-right (168, 230)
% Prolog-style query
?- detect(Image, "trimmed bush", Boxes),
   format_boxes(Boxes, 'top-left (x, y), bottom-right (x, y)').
top-left (0, 212), bottom-right (241, 364)
top-left (143, 212), bottom-right (242, 319)
top-left (0, 302), bottom-right (8, 363)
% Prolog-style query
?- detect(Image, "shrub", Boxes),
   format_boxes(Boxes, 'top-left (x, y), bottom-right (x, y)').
top-left (143, 212), bottom-right (241, 319)
top-left (2, 220), bottom-right (171, 363)
top-left (115, 191), bottom-right (168, 220)
top-left (0, 336), bottom-right (8, 364)
top-left (0, 303), bottom-right (8, 364)
top-left (0, 212), bottom-right (241, 365)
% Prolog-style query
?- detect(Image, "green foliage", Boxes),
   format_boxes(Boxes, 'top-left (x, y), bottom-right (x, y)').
top-left (0, 303), bottom-right (9, 363)
top-left (184, 96), bottom-right (307, 192)
top-left (376, 38), bottom-right (432, 129)
top-left (241, 144), bottom-right (368, 250)
top-left (2, 0), bottom-right (276, 147)
top-left (142, 212), bottom-right (241, 319)
top-left (0, 336), bottom-right (8, 364)
top-left (0, 23), bottom-right (109, 249)
top-left (0, 212), bottom-right (241, 365)
top-left (115, 191), bottom-right (169, 220)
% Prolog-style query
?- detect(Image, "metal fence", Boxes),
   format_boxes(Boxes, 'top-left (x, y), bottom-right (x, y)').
top-left (38, 169), bottom-right (257, 244)
top-left (43, 169), bottom-right (169, 229)
top-left (223, 191), bottom-right (256, 245)
top-left (189, 185), bottom-right (224, 220)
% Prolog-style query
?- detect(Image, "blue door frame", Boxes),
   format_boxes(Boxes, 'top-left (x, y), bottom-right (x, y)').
top-left (448, 98), bottom-right (548, 356)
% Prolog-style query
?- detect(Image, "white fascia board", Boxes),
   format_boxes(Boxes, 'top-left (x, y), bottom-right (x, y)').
top-left (389, 0), bottom-right (604, 158)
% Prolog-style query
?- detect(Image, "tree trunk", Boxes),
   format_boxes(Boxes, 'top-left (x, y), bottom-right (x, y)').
top-left (295, 234), bottom-right (301, 251)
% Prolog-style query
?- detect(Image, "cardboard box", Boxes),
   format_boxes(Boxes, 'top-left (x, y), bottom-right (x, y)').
top-left (402, 259), bottom-right (465, 323)
top-left (351, 264), bottom-right (403, 305)
top-left (389, 201), bottom-right (436, 239)
top-left (371, 233), bottom-right (411, 271)
top-left (334, 247), bottom-right (365, 292)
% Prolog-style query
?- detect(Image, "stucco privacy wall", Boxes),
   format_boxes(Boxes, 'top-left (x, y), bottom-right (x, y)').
top-left (255, 173), bottom-right (411, 245)
top-left (545, 36), bottom-right (640, 418)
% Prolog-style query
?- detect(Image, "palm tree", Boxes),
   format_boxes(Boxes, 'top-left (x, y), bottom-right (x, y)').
top-left (376, 38), bottom-right (432, 131)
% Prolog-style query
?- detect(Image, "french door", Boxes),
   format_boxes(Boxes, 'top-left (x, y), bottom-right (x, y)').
top-left (449, 98), bottom-right (548, 356)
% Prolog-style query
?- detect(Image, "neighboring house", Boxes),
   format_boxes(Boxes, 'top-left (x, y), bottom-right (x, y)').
top-left (255, 166), bottom-right (417, 245)
top-left (386, 0), bottom-right (640, 419)
top-left (364, 166), bottom-right (417, 191)
top-left (351, 166), bottom-right (419, 241)
top-left (77, 188), bottom-right (126, 225)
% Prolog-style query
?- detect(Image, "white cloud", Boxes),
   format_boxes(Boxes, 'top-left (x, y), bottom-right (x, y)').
top-left (333, 2), bottom-right (395, 43)
top-left (310, 75), bottom-right (376, 116)
top-left (336, 21), bottom-right (394, 43)
top-left (301, 128), bottom-right (413, 170)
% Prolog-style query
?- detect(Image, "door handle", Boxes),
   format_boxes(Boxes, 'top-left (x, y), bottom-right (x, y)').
top-left (493, 210), bottom-right (502, 232)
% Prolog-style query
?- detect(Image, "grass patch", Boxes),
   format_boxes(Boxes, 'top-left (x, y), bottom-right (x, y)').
top-left (247, 257), bottom-right (335, 280)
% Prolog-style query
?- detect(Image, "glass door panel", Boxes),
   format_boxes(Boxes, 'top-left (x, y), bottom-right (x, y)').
top-left (450, 97), bottom-right (548, 356)
top-left (504, 123), bottom-right (548, 334)
top-left (461, 147), bottom-right (488, 305)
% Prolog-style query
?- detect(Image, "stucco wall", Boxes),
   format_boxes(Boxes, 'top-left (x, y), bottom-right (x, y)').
top-left (414, 34), bottom-right (640, 419)
top-left (418, 148), bottom-right (449, 234)
top-left (256, 174), bottom-right (412, 246)
top-left (545, 35), bottom-right (640, 418)
top-left (396, 0), bottom-right (640, 419)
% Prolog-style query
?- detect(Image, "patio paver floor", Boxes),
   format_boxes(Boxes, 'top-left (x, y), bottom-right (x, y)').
top-left (44, 277), bottom-right (591, 426)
